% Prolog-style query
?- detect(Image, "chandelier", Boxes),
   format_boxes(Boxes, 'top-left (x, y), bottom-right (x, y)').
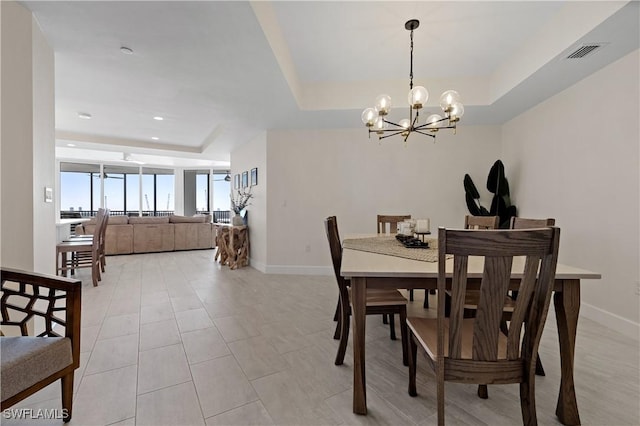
top-left (361, 19), bottom-right (464, 143)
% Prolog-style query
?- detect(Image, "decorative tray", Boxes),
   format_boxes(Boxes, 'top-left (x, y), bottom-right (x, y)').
top-left (395, 234), bottom-right (429, 249)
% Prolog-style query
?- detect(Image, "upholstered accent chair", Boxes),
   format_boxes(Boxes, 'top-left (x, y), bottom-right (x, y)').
top-left (1, 268), bottom-right (82, 422)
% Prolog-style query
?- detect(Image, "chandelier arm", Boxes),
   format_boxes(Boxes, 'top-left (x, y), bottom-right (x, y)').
top-left (414, 115), bottom-right (454, 131)
top-left (382, 118), bottom-right (403, 128)
top-left (378, 130), bottom-right (407, 140)
top-left (414, 129), bottom-right (437, 137)
top-left (414, 125), bottom-right (457, 132)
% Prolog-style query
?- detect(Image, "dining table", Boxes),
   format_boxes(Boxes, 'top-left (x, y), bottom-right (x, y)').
top-left (340, 234), bottom-right (601, 426)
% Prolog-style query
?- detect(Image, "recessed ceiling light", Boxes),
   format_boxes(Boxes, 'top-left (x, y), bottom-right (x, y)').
top-left (120, 46), bottom-right (134, 55)
top-left (153, 116), bottom-right (164, 121)
top-left (67, 143), bottom-right (76, 147)
top-left (151, 137), bottom-right (159, 140)
top-left (77, 112), bottom-right (92, 119)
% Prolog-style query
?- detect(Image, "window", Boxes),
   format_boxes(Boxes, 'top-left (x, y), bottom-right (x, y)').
top-left (142, 167), bottom-right (174, 216)
top-left (126, 173), bottom-right (140, 214)
top-left (212, 174), bottom-right (231, 212)
top-left (60, 162), bottom-right (99, 215)
top-left (102, 167), bottom-right (125, 211)
top-left (196, 173), bottom-right (209, 213)
top-left (60, 162), bottom-right (174, 217)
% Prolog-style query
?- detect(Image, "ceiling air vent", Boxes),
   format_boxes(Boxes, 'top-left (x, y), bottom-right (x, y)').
top-left (566, 43), bottom-right (606, 59)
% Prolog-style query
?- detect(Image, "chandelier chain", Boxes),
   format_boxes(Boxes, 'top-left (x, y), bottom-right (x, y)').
top-left (409, 29), bottom-right (414, 90)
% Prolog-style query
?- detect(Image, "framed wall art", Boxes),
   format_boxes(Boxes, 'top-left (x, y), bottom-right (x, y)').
top-left (234, 174), bottom-right (240, 189)
top-left (242, 171), bottom-right (249, 188)
top-left (250, 167), bottom-right (258, 186)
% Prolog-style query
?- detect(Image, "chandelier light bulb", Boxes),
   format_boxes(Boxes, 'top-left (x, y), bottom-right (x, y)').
top-left (425, 114), bottom-right (443, 129)
top-left (450, 102), bottom-right (465, 121)
top-left (399, 118), bottom-right (411, 136)
top-left (374, 94), bottom-right (392, 116)
top-left (373, 116), bottom-right (388, 134)
top-left (439, 90), bottom-right (461, 111)
top-left (408, 86), bottom-right (428, 109)
top-left (361, 108), bottom-right (377, 127)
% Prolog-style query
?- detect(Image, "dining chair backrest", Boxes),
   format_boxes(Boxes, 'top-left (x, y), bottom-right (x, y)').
top-left (377, 215), bottom-right (411, 234)
top-left (92, 209), bottom-right (107, 252)
top-left (437, 226), bottom-right (560, 366)
top-left (510, 217), bottom-right (555, 229)
top-left (324, 216), bottom-right (349, 294)
top-left (464, 215), bottom-right (499, 230)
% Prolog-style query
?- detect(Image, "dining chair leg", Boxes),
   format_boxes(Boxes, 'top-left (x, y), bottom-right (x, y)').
top-left (388, 313), bottom-right (396, 340)
top-left (423, 290), bottom-right (430, 309)
top-left (333, 300), bottom-right (340, 321)
top-left (408, 333), bottom-right (418, 397)
top-left (382, 313), bottom-right (388, 324)
top-left (333, 318), bottom-right (341, 340)
top-left (335, 297), bottom-right (350, 366)
top-left (333, 299), bottom-right (342, 340)
top-left (535, 356), bottom-right (545, 376)
top-left (399, 307), bottom-right (408, 366)
top-left (444, 292), bottom-right (452, 317)
top-left (437, 378), bottom-right (445, 426)
top-left (477, 384), bottom-right (488, 399)
top-left (519, 374), bottom-right (538, 426)
top-left (409, 289), bottom-right (414, 301)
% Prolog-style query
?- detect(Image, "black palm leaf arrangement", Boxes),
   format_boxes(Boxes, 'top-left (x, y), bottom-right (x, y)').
top-left (464, 160), bottom-right (517, 228)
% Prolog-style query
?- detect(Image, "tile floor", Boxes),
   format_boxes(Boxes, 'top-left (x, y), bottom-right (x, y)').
top-left (3, 249), bottom-right (639, 425)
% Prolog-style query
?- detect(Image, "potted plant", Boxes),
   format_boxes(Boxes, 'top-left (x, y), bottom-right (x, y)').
top-left (230, 187), bottom-right (252, 226)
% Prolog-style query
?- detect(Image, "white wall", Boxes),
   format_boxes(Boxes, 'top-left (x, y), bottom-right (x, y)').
top-left (31, 14), bottom-right (56, 273)
top-left (502, 49), bottom-right (639, 338)
top-left (1, 2), bottom-right (35, 271)
top-left (265, 126), bottom-right (502, 274)
top-left (231, 131), bottom-right (267, 271)
top-left (0, 1), bottom-right (55, 273)
top-left (0, 0), bottom-right (3, 265)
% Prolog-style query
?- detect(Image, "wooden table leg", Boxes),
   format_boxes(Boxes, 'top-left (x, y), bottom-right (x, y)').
top-left (554, 279), bottom-right (581, 425)
top-left (351, 276), bottom-right (367, 414)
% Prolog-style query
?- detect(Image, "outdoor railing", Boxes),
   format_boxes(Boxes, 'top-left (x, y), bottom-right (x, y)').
top-left (61, 210), bottom-right (231, 223)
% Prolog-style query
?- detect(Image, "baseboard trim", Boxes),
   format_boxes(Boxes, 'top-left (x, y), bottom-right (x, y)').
top-left (263, 264), bottom-right (333, 276)
top-left (581, 302), bottom-right (639, 341)
top-left (249, 258), bottom-right (266, 273)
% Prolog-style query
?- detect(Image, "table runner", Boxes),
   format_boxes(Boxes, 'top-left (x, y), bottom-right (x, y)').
top-left (343, 235), bottom-right (440, 262)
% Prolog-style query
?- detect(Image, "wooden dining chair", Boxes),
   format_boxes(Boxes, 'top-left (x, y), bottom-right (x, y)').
top-left (510, 217), bottom-right (555, 229)
top-left (464, 214), bottom-right (500, 229)
top-left (56, 209), bottom-right (106, 287)
top-left (376, 214), bottom-right (432, 309)
top-left (325, 216), bottom-right (409, 366)
top-left (407, 226), bottom-right (560, 426)
top-left (508, 217), bottom-right (556, 302)
top-left (66, 209), bottom-right (110, 274)
top-left (377, 214), bottom-right (411, 234)
top-left (456, 215), bottom-right (553, 398)
top-left (444, 215), bottom-right (500, 315)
